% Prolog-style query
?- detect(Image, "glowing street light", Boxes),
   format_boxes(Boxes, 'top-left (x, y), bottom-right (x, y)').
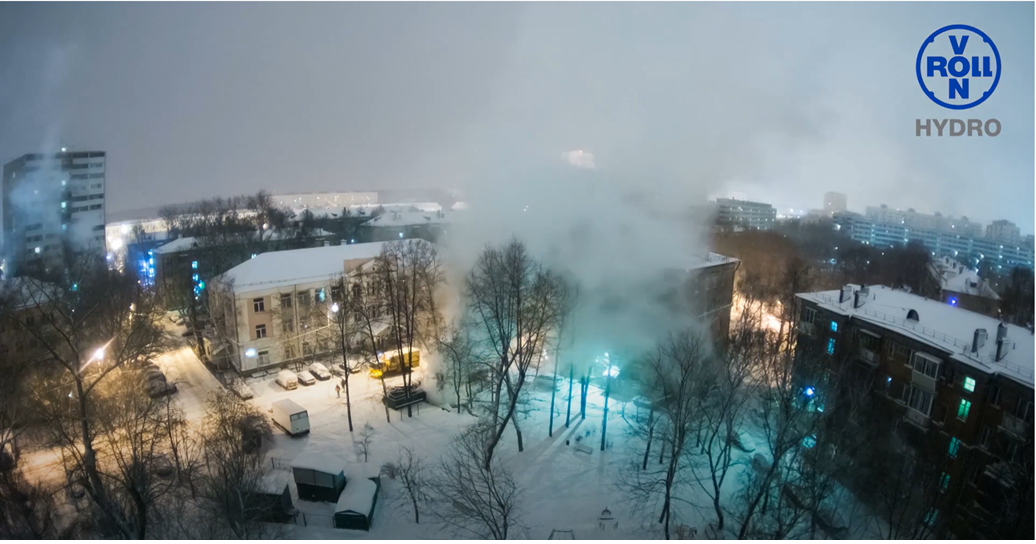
top-left (331, 302), bottom-right (340, 313)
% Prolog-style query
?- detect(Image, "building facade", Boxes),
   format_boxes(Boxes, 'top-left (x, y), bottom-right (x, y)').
top-left (834, 211), bottom-right (1034, 272)
top-left (986, 220), bottom-right (1022, 244)
top-left (927, 257), bottom-right (1001, 318)
top-left (796, 285), bottom-right (1033, 539)
top-left (209, 242), bottom-right (389, 374)
top-left (2, 150), bottom-right (106, 275)
top-left (823, 192), bottom-right (847, 216)
top-left (713, 198), bottom-right (777, 230)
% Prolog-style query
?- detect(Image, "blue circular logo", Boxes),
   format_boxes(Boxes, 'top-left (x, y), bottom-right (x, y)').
top-left (916, 24), bottom-right (1000, 110)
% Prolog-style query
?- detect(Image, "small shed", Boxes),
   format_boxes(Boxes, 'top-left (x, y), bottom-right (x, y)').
top-left (334, 478), bottom-right (379, 531)
top-left (246, 471), bottom-right (294, 523)
top-left (291, 451), bottom-right (348, 502)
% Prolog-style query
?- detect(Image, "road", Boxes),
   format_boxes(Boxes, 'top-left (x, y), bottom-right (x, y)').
top-left (154, 345), bottom-right (224, 422)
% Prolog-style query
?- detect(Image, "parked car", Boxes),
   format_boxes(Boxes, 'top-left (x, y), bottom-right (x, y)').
top-left (229, 379), bottom-right (254, 400)
top-left (308, 363), bottom-right (331, 381)
top-left (142, 368), bottom-right (166, 382)
top-left (296, 371), bottom-right (316, 386)
top-left (276, 370), bottom-right (298, 390)
top-left (533, 374), bottom-right (560, 391)
top-left (147, 380), bottom-right (178, 399)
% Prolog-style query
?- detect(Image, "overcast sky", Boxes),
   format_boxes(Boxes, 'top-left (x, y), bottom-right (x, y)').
top-left (0, 2), bottom-right (1032, 231)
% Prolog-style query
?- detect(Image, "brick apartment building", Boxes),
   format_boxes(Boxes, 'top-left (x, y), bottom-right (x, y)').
top-left (796, 284), bottom-right (1033, 539)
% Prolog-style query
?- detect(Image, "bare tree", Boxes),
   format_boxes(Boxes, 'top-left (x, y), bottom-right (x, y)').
top-left (15, 261), bottom-right (164, 539)
top-left (355, 423), bottom-right (376, 463)
top-left (323, 276), bottom-right (356, 432)
top-left (197, 390), bottom-right (279, 540)
top-left (432, 425), bottom-right (521, 539)
top-left (351, 265), bottom-right (393, 423)
top-left (375, 239), bottom-right (442, 418)
top-left (389, 446), bottom-right (427, 523)
top-left (465, 238), bottom-right (566, 465)
top-left (621, 329), bottom-right (714, 540)
top-left (436, 321), bottom-right (477, 414)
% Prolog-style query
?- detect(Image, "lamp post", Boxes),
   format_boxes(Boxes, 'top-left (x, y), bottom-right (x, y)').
top-left (600, 353), bottom-right (619, 452)
top-left (330, 301), bottom-right (354, 432)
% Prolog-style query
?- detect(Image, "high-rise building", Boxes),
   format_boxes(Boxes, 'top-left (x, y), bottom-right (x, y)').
top-left (823, 192), bottom-right (847, 215)
top-left (712, 198), bottom-right (777, 230)
top-left (864, 205), bottom-right (984, 237)
top-left (986, 220), bottom-right (1021, 244)
top-left (2, 150), bottom-right (107, 275)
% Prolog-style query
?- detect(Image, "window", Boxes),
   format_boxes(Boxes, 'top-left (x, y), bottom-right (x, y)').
top-left (316, 288), bottom-right (325, 303)
top-left (801, 307), bottom-right (816, 324)
top-left (257, 350), bottom-right (270, 366)
top-left (957, 399), bottom-right (972, 421)
top-left (978, 427), bottom-right (991, 450)
top-left (252, 297), bottom-right (265, 313)
top-left (989, 385), bottom-right (1001, 407)
top-left (948, 437), bottom-right (960, 458)
top-left (191, 260), bottom-right (198, 269)
top-left (280, 293), bottom-right (292, 308)
top-left (909, 352), bottom-right (941, 379)
top-left (924, 509), bottom-right (938, 528)
top-left (826, 338), bottom-right (836, 355)
top-left (255, 324), bottom-right (267, 339)
top-left (830, 321), bottom-right (838, 332)
top-left (297, 290), bottom-right (310, 306)
top-left (939, 472), bottom-right (950, 492)
top-left (282, 319), bottom-right (294, 333)
top-left (962, 376), bottom-right (976, 393)
top-left (1015, 399), bottom-right (1034, 423)
top-left (892, 342), bottom-right (910, 361)
top-left (907, 386), bottom-right (933, 416)
top-left (331, 286), bottom-right (343, 301)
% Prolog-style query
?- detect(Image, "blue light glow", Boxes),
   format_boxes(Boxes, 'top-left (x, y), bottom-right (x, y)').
top-left (804, 387), bottom-right (815, 397)
top-left (948, 297), bottom-right (958, 306)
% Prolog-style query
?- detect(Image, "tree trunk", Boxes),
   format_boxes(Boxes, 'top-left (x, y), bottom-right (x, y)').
top-left (565, 365), bottom-right (574, 428)
top-left (513, 417), bottom-right (524, 453)
top-left (642, 415), bottom-right (654, 471)
top-left (548, 367), bottom-right (558, 437)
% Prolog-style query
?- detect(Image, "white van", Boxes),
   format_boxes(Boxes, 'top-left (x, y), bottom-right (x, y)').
top-left (276, 370), bottom-right (298, 390)
top-left (271, 399), bottom-right (309, 436)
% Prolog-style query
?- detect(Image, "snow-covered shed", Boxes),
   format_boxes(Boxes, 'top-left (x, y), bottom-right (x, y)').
top-left (246, 470), bottom-right (294, 523)
top-left (333, 478), bottom-right (379, 531)
top-left (291, 451), bottom-right (348, 502)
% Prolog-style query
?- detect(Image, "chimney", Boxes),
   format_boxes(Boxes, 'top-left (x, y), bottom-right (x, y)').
top-left (995, 323), bottom-right (1012, 361)
top-left (971, 328), bottom-right (987, 353)
top-left (854, 286), bottom-right (869, 309)
top-left (839, 285), bottom-right (853, 303)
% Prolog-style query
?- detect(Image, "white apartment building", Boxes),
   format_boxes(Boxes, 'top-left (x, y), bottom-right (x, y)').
top-left (713, 198), bottom-right (777, 230)
top-left (209, 242), bottom-right (389, 374)
top-left (2, 150), bottom-right (106, 274)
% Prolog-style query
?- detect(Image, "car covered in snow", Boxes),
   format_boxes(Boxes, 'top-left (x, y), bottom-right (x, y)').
top-left (146, 380), bottom-right (178, 399)
top-left (308, 363), bottom-right (331, 381)
top-left (296, 371), bottom-right (316, 386)
top-left (532, 374), bottom-right (561, 390)
top-left (229, 379), bottom-right (254, 400)
top-left (276, 370), bottom-right (298, 390)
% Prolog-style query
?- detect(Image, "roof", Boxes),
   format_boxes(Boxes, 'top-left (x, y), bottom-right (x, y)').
top-left (259, 470), bottom-right (292, 494)
top-left (0, 277), bottom-right (60, 309)
top-left (797, 284), bottom-right (1034, 387)
top-left (292, 451), bottom-right (348, 475)
top-left (216, 242), bottom-right (386, 294)
top-left (687, 252), bottom-right (739, 271)
top-left (272, 398), bottom-right (305, 414)
top-left (335, 478), bottom-right (377, 515)
top-left (362, 209), bottom-right (450, 228)
top-left (928, 257), bottom-right (1000, 300)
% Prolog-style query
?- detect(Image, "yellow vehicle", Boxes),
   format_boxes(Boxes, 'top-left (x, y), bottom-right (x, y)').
top-left (369, 348), bottom-right (420, 378)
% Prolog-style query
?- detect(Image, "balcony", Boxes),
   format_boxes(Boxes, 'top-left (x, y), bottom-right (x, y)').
top-left (1000, 413), bottom-right (1028, 438)
top-left (798, 321), bottom-right (817, 337)
top-left (904, 408), bottom-right (930, 429)
top-left (858, 347), bottom-right (878, 367)
top-left (911, 370), bottom-right (937, 392)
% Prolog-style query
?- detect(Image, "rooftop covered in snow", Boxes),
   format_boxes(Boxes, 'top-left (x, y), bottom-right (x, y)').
top-left (797, 284), bottom-right (1034, 387)
top-left (928, 257), bottom-right (1000, 300)
top-left (215, 242), bottom-right (386, 294)
top-left (335, 478), bottom-right (377, 515)
top-left (291, 451), bottom-right (349, 476)
top-left (686, 252), bottom-right (740, 271)
top-left (361, 209), bottom-right (451, 228)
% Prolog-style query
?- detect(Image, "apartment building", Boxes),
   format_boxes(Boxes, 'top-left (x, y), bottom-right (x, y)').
top-left (208, 242), bottom-right (388, 374)
top-left (986, 220), bottom-right (1022, 244)
top-left (713, 198), bottom-right (777, 230)
top-left (796, 284), bottom-right (1033, 539)
top-left (2, 150), bottom-right (106, 275)
top-left (834, 211), bottom-right (1034, 271)
top-left (927, 257), bottom-right (1001, 318)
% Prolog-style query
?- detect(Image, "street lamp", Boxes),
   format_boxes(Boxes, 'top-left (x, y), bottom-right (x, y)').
top-left (600, 353), bottom-right (619, 452)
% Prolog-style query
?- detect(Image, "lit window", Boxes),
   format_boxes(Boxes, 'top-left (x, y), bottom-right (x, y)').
top-left (939, 473), bottom-right (950, 492)
top-left (963, 376), bottom-right (975, 393)
top-left (957, 399), bottom-right (971, 421)
top-left (948, 437), bottom-right (960, 458)
top-left (191, 260), bottom-right (198, 269)
top-left (830, 321), bottom-right (838, 332)
top-left (924, 509), bottom-right (938, 527)
top-left (826, 338), bottom-right (836, 355)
